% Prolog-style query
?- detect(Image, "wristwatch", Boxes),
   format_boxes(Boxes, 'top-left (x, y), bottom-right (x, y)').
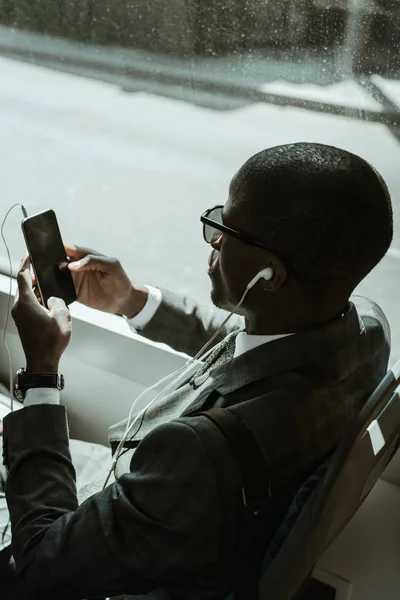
top-left (14, 368), bottom-right (65, 401)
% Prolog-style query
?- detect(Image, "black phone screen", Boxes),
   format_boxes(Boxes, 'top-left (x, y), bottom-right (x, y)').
top-left (22, 209), bottom-right (77, 306)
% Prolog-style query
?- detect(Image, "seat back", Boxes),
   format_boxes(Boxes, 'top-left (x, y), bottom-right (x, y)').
top-left (258, 359), bottom-right (400, 600)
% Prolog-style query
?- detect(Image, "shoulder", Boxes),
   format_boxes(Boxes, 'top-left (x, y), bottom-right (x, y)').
top-left (351, 294), bottom-right (390, 352)
top-left (351, 295), bottom-right (390, 332)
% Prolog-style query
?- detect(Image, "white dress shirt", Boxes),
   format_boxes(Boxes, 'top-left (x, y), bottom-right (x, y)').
top-left (233, 330), bottom-right (292, 358)
top-left (24, 286), bottom-right (291, 406)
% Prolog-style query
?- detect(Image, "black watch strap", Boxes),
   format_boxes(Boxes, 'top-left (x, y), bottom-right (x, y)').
top-left (15, 369), bottom-right (64, 401)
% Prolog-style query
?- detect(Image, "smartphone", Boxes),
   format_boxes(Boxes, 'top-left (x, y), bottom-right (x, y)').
top-left (21, 209), bottom-right (77, 307)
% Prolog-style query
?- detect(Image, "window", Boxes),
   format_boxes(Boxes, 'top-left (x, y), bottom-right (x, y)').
top-left (1, 1), bottom-right (399, 357)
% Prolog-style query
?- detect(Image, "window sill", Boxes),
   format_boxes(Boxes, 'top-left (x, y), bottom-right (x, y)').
top-left (0, 274), bottom-right (187, 444)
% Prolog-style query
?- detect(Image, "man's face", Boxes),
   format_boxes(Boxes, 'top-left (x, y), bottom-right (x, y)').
top-left (207, 185), bottom-right (259, 312)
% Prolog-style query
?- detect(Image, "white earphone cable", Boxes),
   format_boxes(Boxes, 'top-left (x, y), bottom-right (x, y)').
top-left (103, 275), bottom-right (261, 489)
top-left (1, 203), bottom-right (28, 412)
top-left (0, 203), bottom-right (28, 548)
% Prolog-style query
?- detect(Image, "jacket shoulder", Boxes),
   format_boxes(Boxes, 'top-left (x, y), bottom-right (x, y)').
top-left (351, 294), bottom-right (390, 347)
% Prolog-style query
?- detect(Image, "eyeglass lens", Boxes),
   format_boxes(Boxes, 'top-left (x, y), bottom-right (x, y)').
top-left (204, 206), bottom-right (223, 244)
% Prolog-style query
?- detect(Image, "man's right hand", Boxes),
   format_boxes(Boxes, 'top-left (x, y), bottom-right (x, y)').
top-left (64, 245), bottom-right (149, 318)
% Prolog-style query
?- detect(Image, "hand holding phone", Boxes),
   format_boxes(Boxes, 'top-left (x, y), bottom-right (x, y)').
top-left (21, 209), bottom-right (77, 307)
top-left (66, 244), bottom-right (146, 317)
top-left (12, 257), bottom-right (72, 373)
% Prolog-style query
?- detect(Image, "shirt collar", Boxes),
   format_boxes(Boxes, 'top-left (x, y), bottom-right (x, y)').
top-left (209, 302), bottom-right (361, 395)
top-left (233, 331), bottom-right (293, 358)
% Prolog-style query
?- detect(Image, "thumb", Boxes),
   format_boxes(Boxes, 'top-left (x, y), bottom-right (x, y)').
top-left (48, 297), bottom-right (71, 330)
top-left (47, 296), bottom-right (67, 311)
top-left (68, 254), bottom-right (118, 273)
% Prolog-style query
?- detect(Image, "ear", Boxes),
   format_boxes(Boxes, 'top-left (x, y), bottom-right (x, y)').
top-left (260, 256), bottom-right (287, 292)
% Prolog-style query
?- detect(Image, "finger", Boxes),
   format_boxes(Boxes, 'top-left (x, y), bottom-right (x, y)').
top-left (13, 284), bottom-right (19, 303)
top-left (68, 254), bottom-right (119, 273)
top-left (33, 286), bottom-right (42, 304)
top-left (20, 252), bottom-right (30, 266)
top-left (64, 244), bottom-right (102, 261)
top-left (16, 262), bottom-right (35, 300)
top-left (59, 259), bottom-right (69, 271)
top-left (13, 264), bottom-right (40, 318)
top-left (19, 254), bottom-right (31, 271)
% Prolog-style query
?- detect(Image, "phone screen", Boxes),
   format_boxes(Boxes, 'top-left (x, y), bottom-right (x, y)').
top-left (22, 209), bottom-right (77, 306)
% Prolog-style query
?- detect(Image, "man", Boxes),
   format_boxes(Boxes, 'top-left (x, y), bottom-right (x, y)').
top-left (0, 143), bottom-right (393, 599)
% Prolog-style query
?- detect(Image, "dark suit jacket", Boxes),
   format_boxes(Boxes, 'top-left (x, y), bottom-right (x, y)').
top-left (2, 292), bottom-right (390, 600)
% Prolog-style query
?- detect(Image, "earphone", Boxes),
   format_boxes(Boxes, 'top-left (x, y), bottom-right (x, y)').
top-left (103, 265), bottom-right (275, 488)
top-left (246, 267), bottom-right (274, 290)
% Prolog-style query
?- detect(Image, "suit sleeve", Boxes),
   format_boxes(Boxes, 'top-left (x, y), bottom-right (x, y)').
top-left (138, 288), bottom-right (244, 356)
top-left (2, 405), bottom-right (227, 599)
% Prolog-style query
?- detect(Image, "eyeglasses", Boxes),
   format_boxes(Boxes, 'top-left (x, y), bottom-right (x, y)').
top-left (201, 204), bottom-right (273, 250)
top-left (201, 205), bottom-right (293, 274)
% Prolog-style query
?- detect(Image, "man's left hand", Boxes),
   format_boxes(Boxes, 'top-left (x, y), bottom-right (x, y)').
top-left (12, 257), bottom-right (72, 373)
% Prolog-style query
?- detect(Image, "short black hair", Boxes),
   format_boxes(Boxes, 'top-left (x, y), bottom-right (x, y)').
top-left (233, 143), bottom-right (393, 291)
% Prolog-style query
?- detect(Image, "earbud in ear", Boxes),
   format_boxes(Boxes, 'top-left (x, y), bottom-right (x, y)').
top-left (246, 268), bottom-right (274, 290)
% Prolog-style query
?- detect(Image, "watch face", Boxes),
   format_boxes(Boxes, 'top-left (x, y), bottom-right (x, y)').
top-left (14, 369), bottom-right (25, 400)
top-left (57, 374), bottom-right (65, 390)
top-left (14, 383), bottom-right (24, 401)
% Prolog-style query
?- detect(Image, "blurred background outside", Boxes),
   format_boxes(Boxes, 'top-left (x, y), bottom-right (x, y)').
top-left (1, 0), bottom-right (400, 358)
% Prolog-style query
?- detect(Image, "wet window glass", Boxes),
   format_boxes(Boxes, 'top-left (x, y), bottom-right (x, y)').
top-left (1, 1), bottom-right (399, 355)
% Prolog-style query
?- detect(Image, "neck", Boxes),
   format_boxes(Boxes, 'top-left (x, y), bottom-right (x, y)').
top-left (244, 300), bottom-right (349, 335)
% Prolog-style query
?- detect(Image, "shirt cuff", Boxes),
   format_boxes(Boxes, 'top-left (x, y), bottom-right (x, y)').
top-left (124, 285), bottom-right (162, 331)
top-left (24, 388), bottom-right (61, 407)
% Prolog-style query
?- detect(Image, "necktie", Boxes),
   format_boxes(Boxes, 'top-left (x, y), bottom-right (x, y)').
top-left (195, 330), bottom-right (239, 376)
